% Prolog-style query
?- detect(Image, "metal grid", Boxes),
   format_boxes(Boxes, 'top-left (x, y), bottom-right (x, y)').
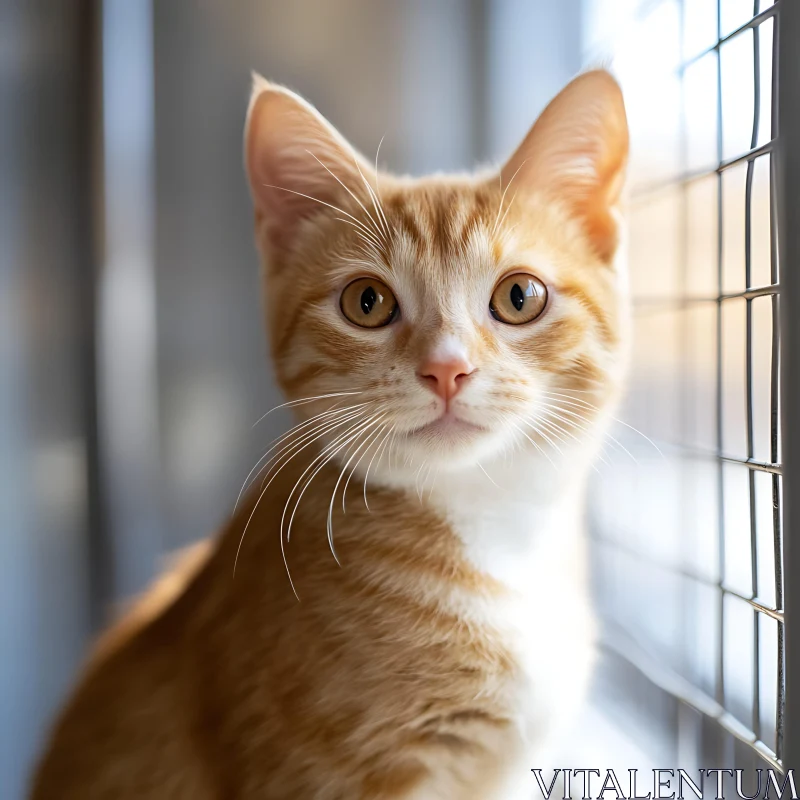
top-left (594, 0), bottom-right (797, 773)
top-left (710, 0), bottom-right (782, 768)
top-left (776, 0), bottom-right (800, 775)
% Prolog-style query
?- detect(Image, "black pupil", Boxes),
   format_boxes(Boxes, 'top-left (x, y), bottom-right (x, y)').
top-left (360, 286), bottom-right (377, 315)
top-left (510, 282), bottom-right (525, 311)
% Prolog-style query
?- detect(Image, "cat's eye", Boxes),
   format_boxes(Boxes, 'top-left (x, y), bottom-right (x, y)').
top-left (340, 277), bottom-right (398, 328)
top-left (490, 273), bottom-right (548, 325)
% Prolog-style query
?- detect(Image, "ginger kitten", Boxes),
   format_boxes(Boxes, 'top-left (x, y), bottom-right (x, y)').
top-left (32, 70), bottom-right (628, 799)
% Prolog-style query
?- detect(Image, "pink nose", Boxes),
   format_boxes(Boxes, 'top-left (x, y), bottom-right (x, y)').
top-left (418, 358), bottom-right (475, 402)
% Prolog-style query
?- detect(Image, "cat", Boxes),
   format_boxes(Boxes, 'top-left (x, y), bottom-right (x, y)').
top-left (31, 69), bottom-right (628, 799)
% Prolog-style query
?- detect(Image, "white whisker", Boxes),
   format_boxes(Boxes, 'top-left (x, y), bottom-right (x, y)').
top-left (532, 416), bottom-right (577, 449)
top-left (234, 402), bottom-right (369, 514)
top-left (540, 400), bottom-right (638, 465)
top-left (537, 411), bottom-right (613, 468)
top-left (362, 424), bottom-right (394, 511)
top-left (352, 151), bottom-right (391, 241)
top-left (544, 388), bottom-right (663, 457)
top-left (269, 413), bottom-right (377, 599)
top-left (305, 150), bottom-right (387, 248)
top-left (327, 414), bottom-right (387, 555)
top-left (232, 406), bottom-right (370, 588)
top-left (521, 418), bottom-right (564, 457)
top-left (510, 420), bottom-right (556, 468)
top-left (334, 218), bottom-right (384, 254)
top-left (374, 135), bottom-right (385, 196)
top-left (491, 157), bottom-right (530, 237)
top-left (261, 182), bottom-right (383, 249)
top-left (256, 405), bottom-right (370, 492)
top-left (284, 413), bottom-right (382, 567)
top-left (370, 135), bottom-right (394, 240)
top-left (476, 462), bottom-right (499, 488)
top-left (342, 422), bottom-right (387, 513)
top-left (252, 390), bottom-right (362, 428)
top-left (414, 460), bottom-right (430, 501)
top-left (494, 189), bottom-right (518, 239)
top-left (536, 412), bottom-right (607, 474)
top-left (427, 465), bottom-right (440, 499)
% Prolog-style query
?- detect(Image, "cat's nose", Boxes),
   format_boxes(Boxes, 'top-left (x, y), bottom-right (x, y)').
top-left (418, 357), bottom-right (475, 402)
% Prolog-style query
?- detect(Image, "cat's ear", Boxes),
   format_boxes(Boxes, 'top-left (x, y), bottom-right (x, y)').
top-left (245, 74), bottom-right (376, 253)
top-left (500, 70), bottom-right (628, 263)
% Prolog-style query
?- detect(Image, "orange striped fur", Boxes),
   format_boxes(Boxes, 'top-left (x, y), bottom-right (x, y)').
top-left (32, 70), bottom-right (629, 799)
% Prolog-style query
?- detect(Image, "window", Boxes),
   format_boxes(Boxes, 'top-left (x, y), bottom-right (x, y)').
top-left (583, 0), bottom-right (796, 777)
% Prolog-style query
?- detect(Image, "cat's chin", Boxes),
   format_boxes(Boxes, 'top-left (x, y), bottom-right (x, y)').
top-left (406, 414), bottom-right (486, 441)
top-left (388, 415), bottom-right (505, 472)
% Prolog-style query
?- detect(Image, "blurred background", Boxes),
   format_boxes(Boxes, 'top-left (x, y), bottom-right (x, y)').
top-left (1, 0), bottom-right (789, 796)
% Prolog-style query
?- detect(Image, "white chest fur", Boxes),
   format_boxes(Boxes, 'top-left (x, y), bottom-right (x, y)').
top-left (428, 452), bottom-right (597, 753)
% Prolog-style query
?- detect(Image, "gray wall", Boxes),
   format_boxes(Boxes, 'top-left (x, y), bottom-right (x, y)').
top-left (0, 3), bottom-right (95, 796)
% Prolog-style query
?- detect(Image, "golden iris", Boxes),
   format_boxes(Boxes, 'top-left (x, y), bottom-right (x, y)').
top-left (490, 273), bottom-right (548, 324)
top-left (340, 278), bottom-right (398, 328)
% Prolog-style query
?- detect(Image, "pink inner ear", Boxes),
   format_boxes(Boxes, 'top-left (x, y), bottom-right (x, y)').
top-left (246, 90), bottom-right (325, 252)
top-left (499, 70), bottom-right (629, 263)
top-left (575, 121), bottom-right (628, 262)
top-left (245, 84), bottom-right (377, 256)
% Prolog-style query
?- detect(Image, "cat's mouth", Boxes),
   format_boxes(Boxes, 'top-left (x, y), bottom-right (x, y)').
top-left (405, 413), bottom-right (487, 440)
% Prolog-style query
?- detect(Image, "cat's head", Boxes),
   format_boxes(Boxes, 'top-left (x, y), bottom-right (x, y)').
top-left (244, 71), bottom-right (628, 482)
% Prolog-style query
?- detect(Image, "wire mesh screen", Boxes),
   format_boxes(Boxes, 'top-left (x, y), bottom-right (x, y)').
top-left (585, 0), bottom-right (787, 771)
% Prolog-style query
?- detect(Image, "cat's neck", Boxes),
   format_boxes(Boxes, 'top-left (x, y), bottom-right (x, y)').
top-left (386, 447), bottom-right (592, 592)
